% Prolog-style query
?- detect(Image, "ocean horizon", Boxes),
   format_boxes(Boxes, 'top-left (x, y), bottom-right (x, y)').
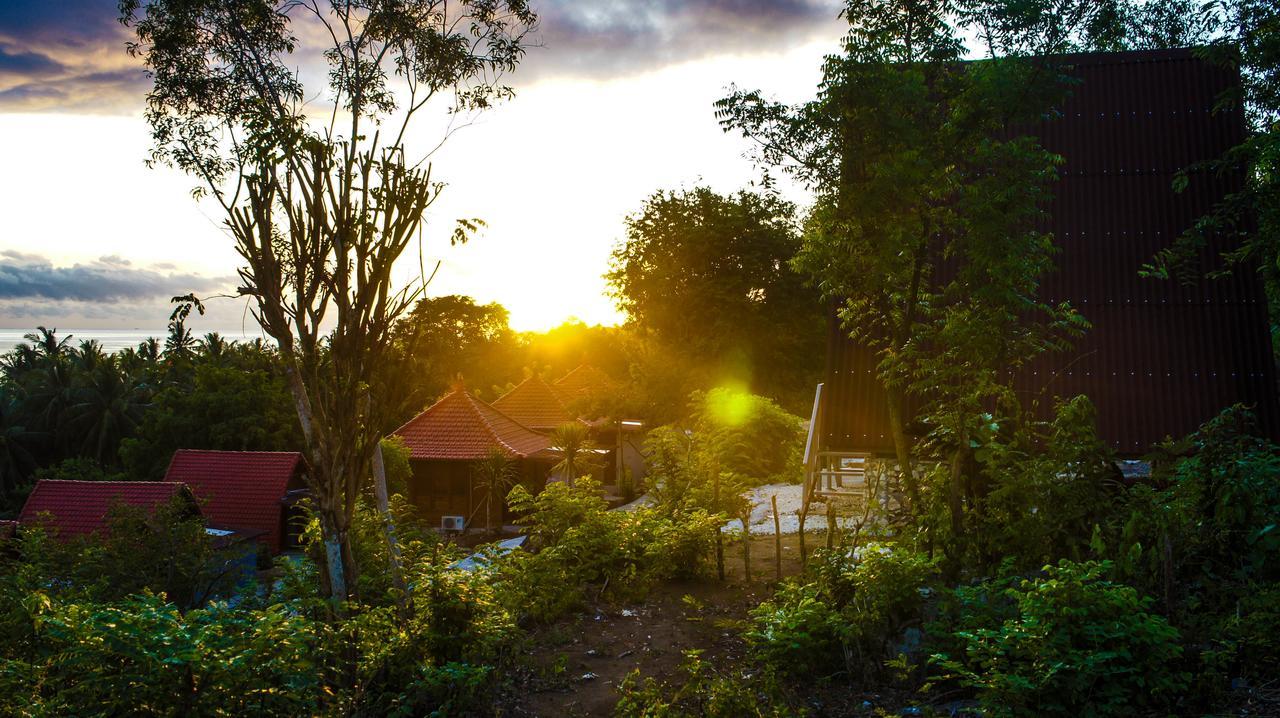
top-left (0, 328), bottom-right (272, 355)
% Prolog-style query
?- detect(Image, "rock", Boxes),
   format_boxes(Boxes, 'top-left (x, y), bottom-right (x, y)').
top-left (579, 672), bottom-right (598, 681)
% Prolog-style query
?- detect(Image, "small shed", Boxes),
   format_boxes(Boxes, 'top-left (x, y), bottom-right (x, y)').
top-left (392, 387), bottom-right (555, 528)
top-left (162, 449), bottom-right (307, 554)
top-left (19, 480), bottom-right (198, 539)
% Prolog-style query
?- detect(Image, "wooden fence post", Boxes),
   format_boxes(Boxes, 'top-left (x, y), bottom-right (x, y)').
top-left (798, 509), bottom-right (807, 565)
top-left (772, 495), bottom-right (782, 581)
top-left (826, 501), bottom-right (836, 550)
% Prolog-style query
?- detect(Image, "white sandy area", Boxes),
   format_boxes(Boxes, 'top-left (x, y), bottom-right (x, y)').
top-left (616, 483), bottom-right (867, 536)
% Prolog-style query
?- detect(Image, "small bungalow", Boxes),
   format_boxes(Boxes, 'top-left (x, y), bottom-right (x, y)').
top-left (392, 386), bottom-right (555, 529)
top-left (18, 480), bottom-right (199, 539)
top-left (162, 449), bottom-right (307, 554)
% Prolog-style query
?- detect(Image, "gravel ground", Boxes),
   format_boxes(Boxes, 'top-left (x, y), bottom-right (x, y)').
top-left (617, 483), bottom-right (868, 536)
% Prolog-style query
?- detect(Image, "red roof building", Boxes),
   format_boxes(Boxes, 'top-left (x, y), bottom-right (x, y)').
top-left (19, 480), bottom-right (195, 539)
top-left (492, 374), bottom-right (583, 432)
top-left (392, 387), bottom-right (555, 528)
top-left (163, 450), bottom-right (305, 554)
top-left (394, 387), bottom-right (553, 460)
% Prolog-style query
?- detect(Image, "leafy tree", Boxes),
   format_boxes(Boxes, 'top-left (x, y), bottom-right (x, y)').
top-left (121, 0), bottom-right (536, 601)
top-left (120, 362), bottom-right (302, 481)
top-left (388, 295), bottom-right (522, 415)
top-left (606, 187), bottom-right (824, 410)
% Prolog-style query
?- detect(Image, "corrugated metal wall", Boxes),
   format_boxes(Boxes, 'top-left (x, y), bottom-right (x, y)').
top-left (824, 49), bottom-right (1280, 455)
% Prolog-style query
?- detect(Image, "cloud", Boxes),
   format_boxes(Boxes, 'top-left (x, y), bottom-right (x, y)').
top-left (0, 47), bottom-right (65, 78)
top-left (524, 0), bottom-right (843, 81)
top-left (0, 251), bottom-right (233, 303)
top-left (0, 0), bottom-right (842, 112)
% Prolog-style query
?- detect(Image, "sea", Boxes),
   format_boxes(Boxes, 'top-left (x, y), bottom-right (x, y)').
top-left (0, 329), bottom-right (270, 355)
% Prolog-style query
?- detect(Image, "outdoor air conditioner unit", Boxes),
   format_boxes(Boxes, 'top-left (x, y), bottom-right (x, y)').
top-left (440, 515), bottom-right (465, 532)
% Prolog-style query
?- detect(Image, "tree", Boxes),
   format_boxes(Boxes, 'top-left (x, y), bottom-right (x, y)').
top-left (549, 422), bottom-right (600, 486)
top-left (387, 295), bottom-right (522, 414)
top-left (606, 187), bottom-right (825, 411)
top-left (473, 447), bottom-right (517, 532)
top-left (121, 0), bottom-right (536, 602)
top-left (717, 0), bottom-right (1086, 554)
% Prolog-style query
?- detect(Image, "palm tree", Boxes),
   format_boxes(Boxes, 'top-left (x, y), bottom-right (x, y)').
top-left (0, 391), bottom-right (40, 500)
top-left (23, 326), bottom-right (71, 360)
top-left (549, 422), bottom-right (600, 487)
top-left (65, 361), bottom-right (148, 466)
top-left (199, 332), bottom-right (232, 364)
top-left (473, 447), bottom-right (517, 533)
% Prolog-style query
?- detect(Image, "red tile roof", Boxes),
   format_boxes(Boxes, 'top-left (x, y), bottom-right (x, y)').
top-left (553, 364), bottom-right (615, 399)
top-left (492, 374), bottom-right (582, 431)
top-left (393, 388), bottom-right (553, 461)
top-left (19, 480), bottom-right (193, 539)
top-left (163, 450), bottom-right (303, 554)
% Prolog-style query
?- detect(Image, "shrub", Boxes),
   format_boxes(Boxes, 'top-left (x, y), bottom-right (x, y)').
top-left (1, 592), bottom-right (324, 717)
top-left (614, 649), bottom-right (801, 718)
top-left (748, 544), bottom-right (936, 681)
top-left (499, 479), bottom-right (720, 620)
top-left (931, 560), bottom-right (1187, 717)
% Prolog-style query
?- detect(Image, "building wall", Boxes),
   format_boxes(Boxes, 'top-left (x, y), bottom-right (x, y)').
top-left (407, 458), bottom-right (551, 529)
top-left (823, 49), bottom-right (1279, 455)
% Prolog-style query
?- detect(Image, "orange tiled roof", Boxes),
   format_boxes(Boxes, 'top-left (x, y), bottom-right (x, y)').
top-left (392, 388), bottom-right (552, 460)
top-left (492, 374), bottom-right (582, 432)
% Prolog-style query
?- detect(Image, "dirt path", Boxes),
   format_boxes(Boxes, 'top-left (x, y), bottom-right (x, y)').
top-left (501, 534), bottom-right (818, 717)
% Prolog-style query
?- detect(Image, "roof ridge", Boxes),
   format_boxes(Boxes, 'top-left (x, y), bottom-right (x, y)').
top-left (470, 391), bottom-right (550, 455)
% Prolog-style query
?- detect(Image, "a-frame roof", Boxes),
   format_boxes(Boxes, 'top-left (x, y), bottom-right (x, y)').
top-left (492, 374), bottom-right (582, 432)
top-left (553, 364), bottom-right (615, 399)
top-left (392, 387), bottom-right (553, 461)
top-left (163, 450), bottom-right (304, 554)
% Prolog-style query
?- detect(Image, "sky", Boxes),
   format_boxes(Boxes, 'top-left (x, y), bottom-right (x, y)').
top-left (0, 0), bottom-right (843, 334)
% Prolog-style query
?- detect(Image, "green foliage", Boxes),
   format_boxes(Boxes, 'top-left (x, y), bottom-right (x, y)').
top-left (615, 649), bottom-right (802, 718)
top-left (1, 593), bottom-right (324, 717)
top-left (1111, 406), bottom-right (1280, 609)
top-left (748, 544), bottom-right (937, 680)
top-left (387, 295), bottom-right (524, 411)
top-left (966, 396), bottom-right (1122, 571)
top-left (13, 497), bottom-right (246, 609)
top-left (121, 361), bottom-right (301, 480)
top-left (931, 560), bottom-right (1187, 717)
top-left (606, 187), bottom-right (824, 410)
top-left (500, 480), bottom-right (720, 620)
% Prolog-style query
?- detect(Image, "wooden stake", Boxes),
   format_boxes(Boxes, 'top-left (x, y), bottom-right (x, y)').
top-left (771, 494), bottom-right (782, 581)
top-left (798, 509), bottom-right (807, 565)
top-left (826, 501), bottom-right (836, 550)
top-left (742, 506), bottom-right (752, 583)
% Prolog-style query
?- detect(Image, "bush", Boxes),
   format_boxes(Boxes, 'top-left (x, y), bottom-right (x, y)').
top-left (1, 592), bottom-right (323, 717)
top-left (931, 560), bottom-right (1187, 717)
top-left (748, 544), bottom-right (936, 681)
top-left (499, 479), bottom-right (720, 621)
top-left (614, 649), bottom-right (802, 718)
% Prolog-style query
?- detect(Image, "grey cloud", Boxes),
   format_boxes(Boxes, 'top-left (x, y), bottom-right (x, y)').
top-left (0, 252), bottom-right (232, 303)
top-left (0, 68), bottom-right (148, 112)
top-left (0, 47), bottom-right (65, 77)
top-left (524, 0), bottom-right (843, 80)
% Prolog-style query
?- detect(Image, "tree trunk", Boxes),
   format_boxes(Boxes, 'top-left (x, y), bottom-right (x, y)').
top-left (885, 389), bottom-right (920, 512)
top-left (372, 442), bottom-right (410, 615)
top-left (798, 509), bottom-right (807, 564)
